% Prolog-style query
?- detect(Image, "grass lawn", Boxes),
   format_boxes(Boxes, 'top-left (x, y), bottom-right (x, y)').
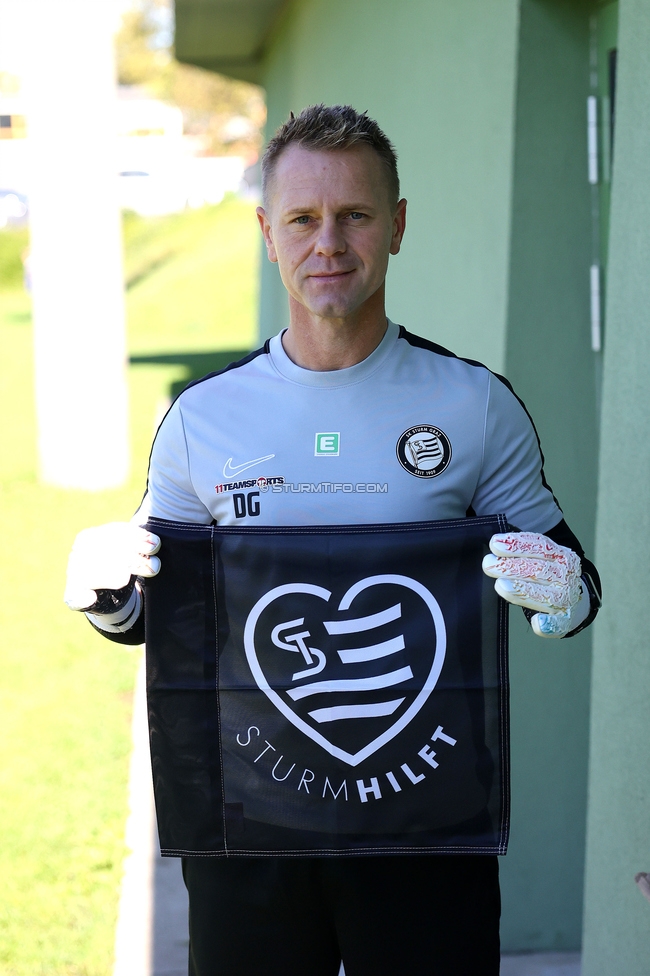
top-left (0, 198), bottom-right (259, 975)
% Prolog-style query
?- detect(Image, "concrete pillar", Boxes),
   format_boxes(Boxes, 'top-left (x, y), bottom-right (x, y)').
top-left (581, 2), bottom-right (650, 972)
top-left (25, 0), bottom-right (129, 489)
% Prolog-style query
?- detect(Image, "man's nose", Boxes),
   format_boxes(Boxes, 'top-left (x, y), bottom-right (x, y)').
top-left (315, 217), bottom-right (347, 256)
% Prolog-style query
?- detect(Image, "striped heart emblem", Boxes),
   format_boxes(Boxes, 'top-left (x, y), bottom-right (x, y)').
top-left (243, 575), bottom-right (447, 767)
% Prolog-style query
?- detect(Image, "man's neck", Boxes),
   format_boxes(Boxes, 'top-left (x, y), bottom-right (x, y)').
top-left (281, 294), bottom-right (389, 372)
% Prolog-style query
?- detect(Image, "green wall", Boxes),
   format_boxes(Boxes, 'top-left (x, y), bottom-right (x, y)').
top-left (259, 0), bottom-right (599, 951)
top-left (581, 1), bottom-right (650, 971)
top-left (260, 0), bottom-right (521, 374)
top-left (500, 0), bottom-right (597, 950)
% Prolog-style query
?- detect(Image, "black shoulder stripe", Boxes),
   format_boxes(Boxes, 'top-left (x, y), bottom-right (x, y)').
top-left (137, 342), bottom-right (271, 514)
top-left (398, 326), bottom-right (487, 369)
top-left (397, 326), bottom-right (562, 512)
top-left (487, 369), bottom-right (562, 512)
top-left (181, 341), bottom-right (270, 394)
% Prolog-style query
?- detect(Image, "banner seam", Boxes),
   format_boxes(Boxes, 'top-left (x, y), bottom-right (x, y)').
top-left (211, 525), bottom-right (228, 854)
top-left (145, 516), bottom-right (504, 536)
top-left (497, 512), bottom-right (511, 853)
top-left (158, 845), bottom-right (508, 857)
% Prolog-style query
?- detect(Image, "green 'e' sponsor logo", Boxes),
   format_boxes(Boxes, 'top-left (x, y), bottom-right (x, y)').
top-left (314, 432), bottom-right (340, 456)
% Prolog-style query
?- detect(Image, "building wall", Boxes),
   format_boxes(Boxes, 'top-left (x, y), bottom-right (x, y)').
top-left (259, 0), bottom-right (598, 950)
top-left (260, 0), bottom-right (521, 375)
top-left (581, 1), bottom-right (650, 971)
top-left (500, 0), bottom-right (596, 951)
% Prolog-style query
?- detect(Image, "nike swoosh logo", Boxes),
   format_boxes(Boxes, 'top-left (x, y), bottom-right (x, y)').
top-left (223, 454), bottom-right (276, 479)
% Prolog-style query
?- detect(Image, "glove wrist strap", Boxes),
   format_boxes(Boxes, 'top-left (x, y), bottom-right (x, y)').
top-left (522, 571), bottom-right (601, 639)
top-left (84, 577), bottom-right (136, 615)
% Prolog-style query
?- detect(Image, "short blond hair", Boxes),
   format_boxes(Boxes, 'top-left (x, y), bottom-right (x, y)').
top-left (262, 104), bottom-right (400, 207)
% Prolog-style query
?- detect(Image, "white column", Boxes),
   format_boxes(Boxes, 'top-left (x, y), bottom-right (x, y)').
top-left (113, 655), bottom-right (155, 976)
top-left (25, 0), bottom-right (129, 489)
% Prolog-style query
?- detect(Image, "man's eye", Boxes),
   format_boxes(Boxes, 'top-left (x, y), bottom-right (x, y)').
top-left (294, 215), bottom-right (310, 224)
top-left (349, 212), bottom-right (365, 220)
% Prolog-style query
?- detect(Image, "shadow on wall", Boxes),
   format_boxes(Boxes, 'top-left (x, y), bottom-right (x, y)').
top-left (130, 350), bottom-right (250, 400)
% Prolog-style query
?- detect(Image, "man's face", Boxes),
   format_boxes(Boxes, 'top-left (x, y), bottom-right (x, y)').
top-left (257, 145), bottom-right (406, 321)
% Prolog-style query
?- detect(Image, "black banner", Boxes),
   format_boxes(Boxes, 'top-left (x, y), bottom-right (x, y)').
top-left (144, 516), bottom-right (510, 857)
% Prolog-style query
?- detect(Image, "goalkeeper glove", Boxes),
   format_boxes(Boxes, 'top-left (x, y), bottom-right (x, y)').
top-left (482, 531), bottom-right (588, 638)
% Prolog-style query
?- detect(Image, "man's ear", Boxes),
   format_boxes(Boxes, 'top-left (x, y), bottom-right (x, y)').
top-left (256, 207), bottom-right (278, 264)
top-left (390, 198), bottom-right (407, 256)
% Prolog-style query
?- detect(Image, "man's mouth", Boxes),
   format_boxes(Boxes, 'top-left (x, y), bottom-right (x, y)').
top-left (308, 270), bottom-right (354, 281)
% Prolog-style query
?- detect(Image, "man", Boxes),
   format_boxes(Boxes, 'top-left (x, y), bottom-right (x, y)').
top-left (65, 105), bottom-right (601, 975)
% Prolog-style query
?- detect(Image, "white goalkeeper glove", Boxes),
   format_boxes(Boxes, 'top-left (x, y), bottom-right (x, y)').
top-left (482, 531), bottom-right (587, 639)
top-left (64, 522), bottom-right (161, 612)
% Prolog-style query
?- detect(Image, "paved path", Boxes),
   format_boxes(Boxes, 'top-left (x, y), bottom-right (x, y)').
top-left (113, 656), bottom-right (189, 976)
top-left (113, 657), bottom-right (581, 976)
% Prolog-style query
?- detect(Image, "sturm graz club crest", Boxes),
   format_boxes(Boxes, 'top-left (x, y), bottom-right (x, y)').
top-left (244, 574), bottom-right (446, 767)
top-left (396, 425), bottom-right (452, 478)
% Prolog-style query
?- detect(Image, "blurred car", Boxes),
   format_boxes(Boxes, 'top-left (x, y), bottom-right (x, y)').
top-left (0, 188), bottom-right (28, 228)
top-left (117, 158), bottom-right (245, 216)
top-left (117, 170), bottom-right (190, 217)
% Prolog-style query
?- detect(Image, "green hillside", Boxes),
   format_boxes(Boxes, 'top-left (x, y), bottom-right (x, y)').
top-left (0, 198), bottom-right (259, 976)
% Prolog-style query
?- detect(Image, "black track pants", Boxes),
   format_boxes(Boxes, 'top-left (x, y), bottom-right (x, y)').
top-left (182, 854), bottom-right (500, 976)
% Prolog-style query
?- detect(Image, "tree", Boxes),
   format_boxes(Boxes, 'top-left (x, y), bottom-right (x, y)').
top-left (114, 0), bottom-right (265, 158)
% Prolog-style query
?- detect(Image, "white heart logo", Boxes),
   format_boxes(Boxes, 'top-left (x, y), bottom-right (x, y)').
top-left (243, 574), bottom-right (446, 767)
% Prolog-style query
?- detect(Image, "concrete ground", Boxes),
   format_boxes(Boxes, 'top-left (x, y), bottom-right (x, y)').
top-left (113, 659), bottom-right (581, 976)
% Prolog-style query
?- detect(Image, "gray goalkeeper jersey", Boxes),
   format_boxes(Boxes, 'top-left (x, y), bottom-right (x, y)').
top-left (138, 321), bottom-right (562, 533)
